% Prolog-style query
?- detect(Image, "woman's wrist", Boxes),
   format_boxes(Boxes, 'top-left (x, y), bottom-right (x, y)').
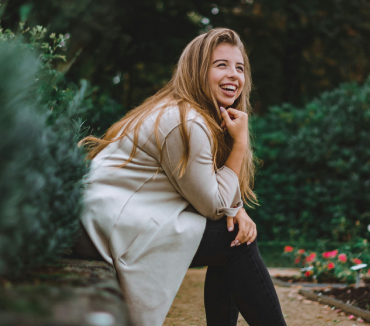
top-left (232, 139), bottom-right (248, 151)
top-left (236, 206), bottom-right (245, 216)
top-left (225, 141), bottom-right (246, 177)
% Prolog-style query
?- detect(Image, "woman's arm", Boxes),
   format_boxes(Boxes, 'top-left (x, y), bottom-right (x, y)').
top-left (161, 120), bottom-right (243, 220)
top-left (220, 107), bottom-right (249, 177)
top-left (225, 142), bottom-right (247, 178)
top-left (219, 107), bottom-right (257, 246)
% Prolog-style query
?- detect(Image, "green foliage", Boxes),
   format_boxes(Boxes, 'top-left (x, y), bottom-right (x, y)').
top-left (283, 239), bottom-right (370, 283)
top-left (45, 80), bottom-right (127, 136)
top-left (0, 27), bottom-right (88, 276)
top-left (3, 0), bottom-right (370, 112)
top-left (252, 78), bottom-right (370, 241)
top-left (0, 22), bottom-right (67, 65)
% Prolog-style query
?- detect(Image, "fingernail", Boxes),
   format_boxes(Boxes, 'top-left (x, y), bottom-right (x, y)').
top-left (230, 243), bottom-right (235, 247)
top-left (247, 242), bottom-right (251, 245)
top-left (236, 243), bottom-right (241, 246)
top-left (219, 106), bottom-right (225, 113)
top-left (228, 227), bottom-right (233, 231)
top-left (235, 240), bottom-right (240, 245)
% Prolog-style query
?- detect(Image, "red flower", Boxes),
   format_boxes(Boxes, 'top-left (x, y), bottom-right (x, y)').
top-left (305, 253), bottom-right (316, 262)
top-left (327, 262), bottom-right (335, 270)
top-left (338, 253), bottom-right (347, 263)
top-left (305, 270), bottom-right (313, 277)
top-left (322, 250), bottom-right (338, 259)
top-left (353, 258), bottom-right (362, 265)
top-left (284, 246), bottom-right (293, 253)
top-left (297, 249), bottom-right (305, 254)
top-left (294, 257), bottom-right (301, 264)
top-left (322, 251), bottom-right (330, 258)
top-left (332, 250), bottom-right (338, 257)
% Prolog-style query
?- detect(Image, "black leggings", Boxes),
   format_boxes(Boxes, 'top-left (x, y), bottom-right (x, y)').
top-left (189, 217), bottom-right (287, 326)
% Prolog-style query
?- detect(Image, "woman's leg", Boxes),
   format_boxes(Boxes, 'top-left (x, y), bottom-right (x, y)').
top-left (73, 222), bottom-right (105, 261)
top-left (204, 266), bottom-right (239, 326)
top-left (225, 240), bottom-right (286, 326)
top-left (190, 217), bottom-right (286, 326)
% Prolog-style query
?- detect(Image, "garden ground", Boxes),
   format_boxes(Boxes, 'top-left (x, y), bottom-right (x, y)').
top-left (164, 268), bottom-right (370, 326)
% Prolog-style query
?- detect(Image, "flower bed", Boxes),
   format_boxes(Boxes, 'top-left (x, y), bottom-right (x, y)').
top-left (282, 239), bottom-right (370, 284)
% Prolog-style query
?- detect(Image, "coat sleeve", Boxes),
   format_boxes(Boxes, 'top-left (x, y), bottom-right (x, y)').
top-left (161, 120), bottom-right (243, 220)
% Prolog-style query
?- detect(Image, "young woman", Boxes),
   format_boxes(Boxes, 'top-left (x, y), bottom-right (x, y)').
top-left (77, 28), bottom-right (287, 326)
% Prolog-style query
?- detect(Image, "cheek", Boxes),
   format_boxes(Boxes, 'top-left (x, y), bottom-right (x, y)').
top-left (209, 69), bottom-right (222, 89)
top-left (240, 75), bottom-right (245, 87)
top-left (238, 77), bottom-right (245, 94)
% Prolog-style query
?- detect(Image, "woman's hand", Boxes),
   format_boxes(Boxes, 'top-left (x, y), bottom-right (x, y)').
top-left (220, 107), bottom-right (249, 147)
top-left (227, 207), bottom-right (257, 247)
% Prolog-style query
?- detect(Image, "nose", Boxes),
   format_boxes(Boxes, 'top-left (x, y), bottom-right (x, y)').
top-left (227, 66), bottom-right (238, 80)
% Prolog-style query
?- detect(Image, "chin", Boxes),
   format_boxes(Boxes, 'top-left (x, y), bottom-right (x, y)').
top-left (218, 99), bottom-right (235, 108)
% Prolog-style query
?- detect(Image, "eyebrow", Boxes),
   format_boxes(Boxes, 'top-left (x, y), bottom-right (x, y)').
top-left (212, 59), bottom-right (244, 66)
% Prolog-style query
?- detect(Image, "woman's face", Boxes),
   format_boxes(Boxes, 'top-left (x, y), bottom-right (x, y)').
top-left (208, 43), bottom-right (245, 108)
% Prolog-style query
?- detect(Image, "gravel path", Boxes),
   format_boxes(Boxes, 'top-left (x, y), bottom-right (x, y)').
top-left (164, 268), bottom-right (370, 326)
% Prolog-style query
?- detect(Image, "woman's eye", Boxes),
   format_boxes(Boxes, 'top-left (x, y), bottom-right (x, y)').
top-left (237, 66), bottom-right (244, 72)
top-left (217, 63), bottom-right (226, 67)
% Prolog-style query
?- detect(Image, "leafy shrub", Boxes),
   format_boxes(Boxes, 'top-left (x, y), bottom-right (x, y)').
top-left (47, 81), bottom-right (127, 136)
top-left (0, 25), bottom-right (88, 276)
top-left (251, 79), bottom-right (370, 242)
top-left (283, 239), bottom-right (370, 283)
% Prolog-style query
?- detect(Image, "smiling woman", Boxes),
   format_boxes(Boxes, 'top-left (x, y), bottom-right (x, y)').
top-left (76, 28), bottom-right (287, 326)
top-left (209, 44), bottom-right (245, 108)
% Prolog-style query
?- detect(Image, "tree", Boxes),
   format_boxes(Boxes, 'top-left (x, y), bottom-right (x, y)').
top-left (3, 0), bottom-right (369, 115)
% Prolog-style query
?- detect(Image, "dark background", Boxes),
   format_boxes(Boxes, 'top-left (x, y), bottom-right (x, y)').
top-left (1, 0), bottom-right (369, 247)
top-left (2, 0), bottom-right (370, 115)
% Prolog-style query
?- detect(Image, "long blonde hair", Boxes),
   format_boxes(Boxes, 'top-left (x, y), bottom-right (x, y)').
top-left (80, 28), bottom-right (257, 206)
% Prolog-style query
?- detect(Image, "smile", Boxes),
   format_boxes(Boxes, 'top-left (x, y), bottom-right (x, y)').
top-left (219, 84), bottom-right (237, 97)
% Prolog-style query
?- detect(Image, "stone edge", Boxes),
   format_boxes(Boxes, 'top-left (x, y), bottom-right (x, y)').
top-left (299, 288), bottom-right (370, 322)
top-left (271, 277), bottom-right (347, 288)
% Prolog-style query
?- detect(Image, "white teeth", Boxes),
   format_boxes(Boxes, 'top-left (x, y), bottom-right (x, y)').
top-left (220, 85), bottom-right (236, 91)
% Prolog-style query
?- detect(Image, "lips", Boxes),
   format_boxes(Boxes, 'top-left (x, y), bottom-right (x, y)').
top-left (219, 84), bottom-right (238, 97)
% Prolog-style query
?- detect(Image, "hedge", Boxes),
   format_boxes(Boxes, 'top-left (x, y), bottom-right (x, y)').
top-left (251, 78), bottom-right (370, 242)
top-left (0, 29), bottom-right (88, 276)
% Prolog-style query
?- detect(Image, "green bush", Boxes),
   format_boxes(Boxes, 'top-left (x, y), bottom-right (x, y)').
top-left (0, 27), bottom-right (88, 276)
top-left (251, 78), bottom-right (370, 242)
top-left (46, 81), bottom-right (127, 136)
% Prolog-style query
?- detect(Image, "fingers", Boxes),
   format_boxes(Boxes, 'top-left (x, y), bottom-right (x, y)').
top-left (231, 229), bottom-right (242, 247)
top-left (220, 107), bottom-right (242, 132)
top-left (230, 221), bottom-right (256, 247)
top-left (226, 108), bottom-right (246, 119)
top-left (239, 223), bottom-right (251, 244)
top-left (219, 107), bottom-right (249, 143)
top-left (245, 223), bottom-right (257, 245)
top-left (226, 215), bottom-right (234, 232)
top-left (219, 106), bottom-right (233, 126)
top-left (249, 227), bottom-right (257, 244)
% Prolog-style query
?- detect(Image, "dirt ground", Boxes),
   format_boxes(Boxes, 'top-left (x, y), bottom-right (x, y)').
top-left (164, 268), bottom-right (370, 326)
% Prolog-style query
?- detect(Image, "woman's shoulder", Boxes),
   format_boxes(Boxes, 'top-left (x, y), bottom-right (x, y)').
top-left (150, 103), bottom-right (208, 138)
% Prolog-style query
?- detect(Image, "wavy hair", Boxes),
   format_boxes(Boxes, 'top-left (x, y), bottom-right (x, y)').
top-left (80, 28), bottom-right (257, 206)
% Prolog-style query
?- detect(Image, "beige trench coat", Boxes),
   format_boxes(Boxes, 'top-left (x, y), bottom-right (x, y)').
top-left (81, 106), bottom-right (243, 325)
